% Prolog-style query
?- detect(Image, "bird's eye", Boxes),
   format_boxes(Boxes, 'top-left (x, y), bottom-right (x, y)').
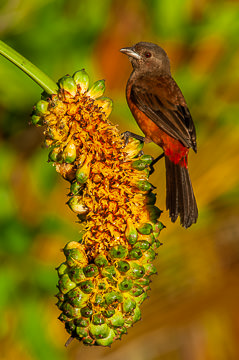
top-left (144, 52), bottom-right (152, 58)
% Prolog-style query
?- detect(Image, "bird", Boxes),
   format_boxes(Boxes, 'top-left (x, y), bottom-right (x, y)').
top-left (120, 41), bottom-right (198, 228)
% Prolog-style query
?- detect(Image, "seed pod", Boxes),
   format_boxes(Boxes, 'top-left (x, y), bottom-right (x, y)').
top-left (63, 242), bottom-right (88, 267)
top-left (140, 154), bottom-right (153, 165)
top-left (79, 280), bottom-right (94, 294)
top-left (104, 291), bottom-right (123, 306)
top-left (133, 240), bottom-right (150, 252)
top-left (31, 114), bottom-right (42, 126)
top-left (95, 328), bottom-right (115, 346)
top-left (128, 262), bottom-right (145, 279)
top-left (87, 80), bottom-right (105, 99)
top-left (94, 254), bottom-right (108, 267)
top-left (34, 100), bottom-right (49, 116)
top-left (73, 69), bottom-right (89, 93)
top-left (147, 205), bottom-right (162, 223)
top-left (118, 278), bottom-right (133, 292)
top-left (58, 273), bottom-right (76, 294)
top-left (94, 97), bottom-right (113, 117)
top-left (58, 75), bottom-right (77, 96)
top-left (70, 181), bottom-right (82, 195)
top-left (128, 248), bottom-right (143, 260)
top-left (67, 196), bottom-right (89, 214)
top-left (83, 264), bottom-right (99, 278)
top-left (137, 223), bottom-right (152, 235)
top-left (117, 260), bottom-right (130, 273)
top-left (136, 180), bottom-right (153, 192)
top-left (109, 245), bottom-right (128, 260)
top-left (122, 294), bottom-right (136, 313)
top-left (67, 287), bottom-right (90, 308)
top-left (125, 218), bottom-right (138, 245)
top-left (62, 141), bottom-right (77, 163)
top-left (75, 160), bottom-right (91, 184)
top-left (69, 267), bottom-right (85, 283)
top-left (48, 147), bottom-right (60, 162)
top-left (131, 159), bottom-right (147, 171)
top-left (108, 311), bottom-right (124, 327)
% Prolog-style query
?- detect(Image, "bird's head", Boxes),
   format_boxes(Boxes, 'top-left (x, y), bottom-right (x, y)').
top-left (120, 42), bottom-right (171, 75)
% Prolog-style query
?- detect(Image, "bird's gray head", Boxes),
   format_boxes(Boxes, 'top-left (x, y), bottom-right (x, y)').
top-left (120, 41), bottom-right (171, 75)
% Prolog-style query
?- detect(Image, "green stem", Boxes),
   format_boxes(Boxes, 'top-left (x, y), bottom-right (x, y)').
top-left (0, 40), bottom-right (58, 95)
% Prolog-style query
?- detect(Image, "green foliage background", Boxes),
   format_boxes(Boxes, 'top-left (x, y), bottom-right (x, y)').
top-left (1, 1), bottom-right (239, 359)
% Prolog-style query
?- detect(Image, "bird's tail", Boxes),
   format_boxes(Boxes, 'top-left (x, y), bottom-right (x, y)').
top-left (165, 155), bottom-right (198, 228)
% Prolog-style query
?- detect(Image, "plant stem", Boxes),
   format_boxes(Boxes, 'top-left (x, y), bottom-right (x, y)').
top-left (0, 40), bottom-right (58, 95)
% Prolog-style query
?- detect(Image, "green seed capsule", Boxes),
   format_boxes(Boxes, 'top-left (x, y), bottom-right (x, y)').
top-left (129, 284), bottom-right (144, 297)
top-left (135, 277), bottom-right (151, 286)
top-left (98, 282), bottom-right (106, 290)
top-left (145, 192), bottom-right (156, 205)
top-left (58, 274), bottom-right (76, 294)
top-left (134, 292), bottom-right (148, 306)
top-left (117, 260), bottom-right (130, 273)
top-left (80, 306), bottom-right (93, 318)
top-left (105, 291), bottom-right (123, 306)
top-left (128, 262), bottom-right (145, 279)
top-left (75, 162), bottom-right (90, 184)
top-left (76, 327), bottom-right (88, 338)
top-left (87, 80), bottom-right (105, 99)
top-left (65, 321), bottom-right (76, 334)
top-left (67, 287), bottom-right (90, 307)
top-left (31, 114), bottom-right (41, 126)
top-left (131, 306), bottom-right (141, 323)
top-left (95, 328), bottom-right (115, 346)
top-left (62, 141), bottom-right (76, 163)
top-left (125, 219), bottom-right (138, 245)
top-left (144, 263), bottom-right (157, 276)
top-left (89, 323), bottom-right (110, 339)
top-left (58, 75), bottom-right (77, 96)
top-left (48, 147), bottom-right (60, 162)
top-left (67, 196), bottom-right (89, 215)
top-left (109, 245), bottom-right (128, 259)
top-left (56, 262), bottom-right (68, 277)
top-left (55, 292), bottom-right (65, 302)
top-left (83, 264), bottom-right (99, 278)
top-left (123, 295), bottom-right (136, 313)
top-left (140, 154), bottom-right (153, 164)
top-left (83, 336), bottom-right (94, 345)
top-left (92, 314), bottom-right (105, 325)
top-left (147, 205), bottom-right (162, 223)
top-left (118, 278), bottom-right (133, 292)
top-left (62, 302), bottom-right (81, 318)
top-left (94, 254), bottom-right (108, 267)
top-left (131, 159), bottom-right (147, 171)
top-left (101, 265), bottom-right (117, 280)
top-left (133, 240), bottom-right (151, 252)
top-left (79, 280), bottom-right (94, 294)
top-left (137, 223), bottom-right (152, 235)
top-left (136, 180), bottom-right (153, 192)
top-left (103, 309), bottom-right (115, 318)
top-left (70, 181), bottom-right (82, 195)
top-left (152, 239), bottom-right (162, 250)
top-left (58, 313), bottom-right (71, 323)
top-left (143, 248), bottom-right (156, 262)
top-left (69, 267), bottom-right (85, 283)
top-left (94, 97), bottom-right (113, 117)
top-left (75, 317), bottom-right (90, 327)
top-left (128, 248), bottom-right (143, 260)
top-left (73, 69), bottom-right (89, 93)
top-left (63, 242), bottom-right (87, 267)
top-left (94, 293), bottom-right (104, 306)
top-left (109, 311), bottom-right (124, 327)
top-left (35, 100), bottom-right (49, 116)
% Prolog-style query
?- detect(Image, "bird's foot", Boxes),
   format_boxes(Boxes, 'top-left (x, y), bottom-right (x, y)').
top-left (149, 152), bottom-right (165, 175)
top-left (122, 131), bottom-right (145, 146)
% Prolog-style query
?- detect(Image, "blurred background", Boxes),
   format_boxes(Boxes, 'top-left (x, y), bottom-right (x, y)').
top-left (1, 0), bottom-right (239, 359)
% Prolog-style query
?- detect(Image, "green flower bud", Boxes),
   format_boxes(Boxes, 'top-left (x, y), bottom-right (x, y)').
top-left (83, 264), bottom-right (99, 278)
top-left (62, 302), bottom-right (81, 318)
top-left (117, 260), bottom-right (130, 273)
top-left (152, 221), bottom-right (165, 237)
top-left (143, 248), bottom-right (156, 262)
top-left (67, 287), bottom-right (89, 307)
top-left (63, 242), bottom-right (88, 267)
top-left (135, 277), bottom-right (151, 287)
top-left (144, 263), bottom-right (157, 276)
top-left (125, 218), bottom-right (138, 245)
top-left (133, 240), bottom-right (150, 252)
top-left (83, 337), bottom-right (94, 345)
top-left (128, 248), bottom-right (143, 260)
top-left (145, 192), bottom-right (156, 205)
top-left (75, 317), bottom-right (90, 327)
top-left (147, 205), bottom-right (162, 223)
top-left (58, 75), bottom-right (77, 96)
top-left (31, 114), bottom-right (42, 126)
top-left (140, 154), bottom-right (153, 164)
top-left (79, 280), bottom-right (94, 294)
top-left (136, 180), bottom-right (153, 192)
top-left (134, 292), bottom-right (148, 306)
top-left (123, 294), bottom-right (136, 313)
top-left (105, 291), bottom-right (123, 306)
top-left (103, 309), bottom-right (115, 318)
top-left (73, 69), bottom-right (89, 93)
top-left (65, 321), bottom-right (76, 334)
top-left (69, 267), bottom-right (85, 283)
top-left (93, 293), bottom-right (104, 306)
top-left (76, 327), bottom-right (88, 338)
top-left (75, 162), bottom-right (90, 184)
top-left (129, 284), bottom-right (144, 297)
top-left (48, 147), bottom-right (60, 162)
top-left (67, 196), bottom-right (89, 214)
top-left (101, 265), bottom-right (117, 281)
top-left (95, 328), bottom-right (115, 346)
top-left (87, 80), bottom-right (105, 99)
top-left (118, 278), bottom-right (133, 292)
top-left (137, 223), bottom-right (152, 235)
top-left (35, 100), bottom-right (49, 116)
top-left (55, 292), bottom-right (64, 302)
top-left (128, 262), bottom-right (145, 279)
top-left (58, 274), bottom-right (76, 294)
top-left (109, 245), bottom-right (128, 259)
top-left (94, 254), bottom-right (108, 267)
top-left (152, 239), bottom-right (162, 250)
top-left (89, 323), bottom-right (110, 339)
top-left (98, 282), bottom-right (106, 290)
top-left (92, 314), bottom-right (105, 325)
top-left (56, 262), bottom-right (68, 277)
top-left (131, 306), bottom-right (141, 323)
top-left (70, 181), bottom-right (82, 195)
top-left (80, 306), bottom-right (93, 318)
top-left (58, 313), bottom-right (70, 322)
top-left (62, 141), bottom-right (76, 163)
top-left (131, 159), bottom-right (147, 171)
top-left (109, 311), bottom-right (124, 327)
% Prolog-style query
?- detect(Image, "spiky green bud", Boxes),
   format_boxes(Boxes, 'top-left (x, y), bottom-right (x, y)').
top-left (87, 80), bottom-right (105, 99)
top-left (73, 69), bottom-right (89, 93)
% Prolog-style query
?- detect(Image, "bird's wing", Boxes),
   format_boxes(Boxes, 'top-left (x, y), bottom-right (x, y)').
top-left (130, 74), bottom-right (197, 151)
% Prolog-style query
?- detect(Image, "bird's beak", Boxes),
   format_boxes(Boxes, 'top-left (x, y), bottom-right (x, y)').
top-left (120, 47), bottom-right (141, 60)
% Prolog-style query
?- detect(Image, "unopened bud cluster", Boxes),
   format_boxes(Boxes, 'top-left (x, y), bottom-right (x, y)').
top-left (31, 70), bottom-right (164, 346)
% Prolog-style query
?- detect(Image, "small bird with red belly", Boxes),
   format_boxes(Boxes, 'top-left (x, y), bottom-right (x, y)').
top-left (120, 42), bottom-right (198, 228)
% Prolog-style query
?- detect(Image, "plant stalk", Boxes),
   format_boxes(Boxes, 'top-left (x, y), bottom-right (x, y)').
top-left (0, 40), bottom-right (58, 94)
